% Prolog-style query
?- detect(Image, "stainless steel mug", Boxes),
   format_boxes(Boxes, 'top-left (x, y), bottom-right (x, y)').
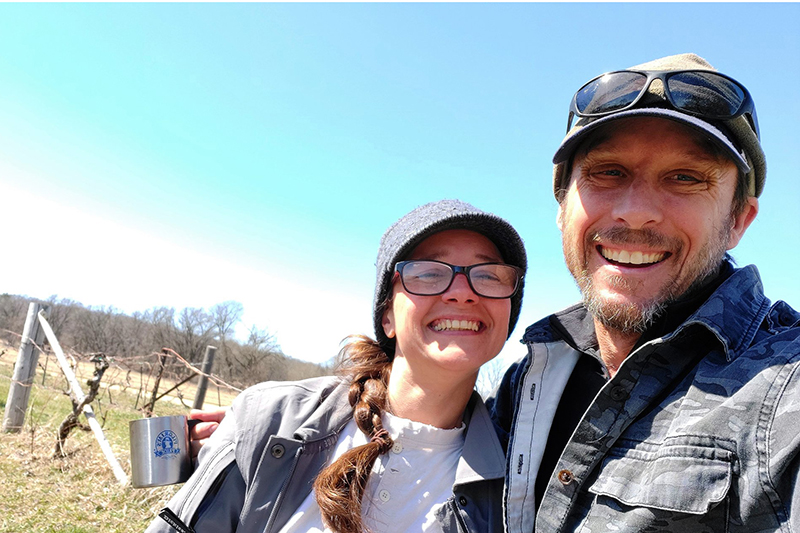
top-left (129, 415), bottom-right (197, 488)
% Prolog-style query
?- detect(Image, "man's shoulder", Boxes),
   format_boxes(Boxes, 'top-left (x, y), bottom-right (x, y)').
top-left (689, 264), bottom-right (799, 359)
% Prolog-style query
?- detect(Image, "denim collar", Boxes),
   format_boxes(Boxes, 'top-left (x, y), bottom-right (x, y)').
top-left (525, 263), bottom-right (769, 364)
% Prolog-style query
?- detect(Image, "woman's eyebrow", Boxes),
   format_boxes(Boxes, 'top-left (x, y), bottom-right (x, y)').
top-left (419, 252), bottom-right (502, 262)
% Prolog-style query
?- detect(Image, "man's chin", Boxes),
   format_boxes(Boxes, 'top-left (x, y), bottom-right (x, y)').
top-left (581, 288), bottom-right (668, 335)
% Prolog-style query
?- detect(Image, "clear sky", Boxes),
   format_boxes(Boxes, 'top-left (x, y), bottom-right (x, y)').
top-left (2, 3), bottom-right (798, 366)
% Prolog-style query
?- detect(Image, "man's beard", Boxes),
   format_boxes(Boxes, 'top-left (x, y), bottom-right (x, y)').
top-left (563, 218), bottom-right (733, 335)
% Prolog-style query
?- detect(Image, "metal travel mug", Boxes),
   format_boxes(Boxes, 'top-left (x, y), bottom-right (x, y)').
top-left (129, 415), bottom-right (196, 488)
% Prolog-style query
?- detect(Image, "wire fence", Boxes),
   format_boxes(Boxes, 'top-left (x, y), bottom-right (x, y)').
top-left (0, 328), bottom-right (241, 419)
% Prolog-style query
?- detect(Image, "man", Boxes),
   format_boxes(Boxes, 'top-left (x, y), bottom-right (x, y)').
top-left (490, 53), bottom-right (800, 532)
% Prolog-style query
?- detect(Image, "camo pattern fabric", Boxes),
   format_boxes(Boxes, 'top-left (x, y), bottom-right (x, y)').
top-left (507, 265), bottom-right (800, 532)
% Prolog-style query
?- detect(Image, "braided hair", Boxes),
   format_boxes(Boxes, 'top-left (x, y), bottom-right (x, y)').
top-left (313, 334), bottom-right (394, 533)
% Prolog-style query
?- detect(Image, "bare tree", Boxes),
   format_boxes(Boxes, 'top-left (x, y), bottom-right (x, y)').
top-left (0, 293), bottom-right (27, 342)
top-left (476, 357), bottom-right (511, 399)
top-left (175, 307), bottom-right (215, 365)
top-left (211, 301), bottom-right (243, 376)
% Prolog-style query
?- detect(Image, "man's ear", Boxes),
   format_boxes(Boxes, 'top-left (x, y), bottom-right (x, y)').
top-left (727, 197), bottom-right (759, 250)
top-left (557, 202), bottom-right (566, 232)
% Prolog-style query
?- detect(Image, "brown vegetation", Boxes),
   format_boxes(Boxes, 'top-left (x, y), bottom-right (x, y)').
top-left (0, 293), bottom-right (332, 390)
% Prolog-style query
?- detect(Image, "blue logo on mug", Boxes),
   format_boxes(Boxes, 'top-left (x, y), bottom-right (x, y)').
top-left (154, 429), bottom-right (181, 458)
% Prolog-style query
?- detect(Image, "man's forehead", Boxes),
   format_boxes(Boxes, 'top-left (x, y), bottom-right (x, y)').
top-left (575, 117), bottom-right (733, 166)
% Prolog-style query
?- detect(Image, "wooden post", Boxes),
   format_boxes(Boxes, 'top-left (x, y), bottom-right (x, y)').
top-left (192, 345), bottom-right (217, 410)
top-left (37, 311), bottom-right (128, 485)
top-left (145, 350), bottom-right (167, 417)
top-left (3, 302), bottom-right (50, 433)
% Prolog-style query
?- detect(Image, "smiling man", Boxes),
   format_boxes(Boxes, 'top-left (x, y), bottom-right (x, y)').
top-left (490, 54), bottom-right (800, 532)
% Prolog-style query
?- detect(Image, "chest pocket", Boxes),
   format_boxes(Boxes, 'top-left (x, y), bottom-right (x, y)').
top-left (587, 437), bottom-right (735, 515)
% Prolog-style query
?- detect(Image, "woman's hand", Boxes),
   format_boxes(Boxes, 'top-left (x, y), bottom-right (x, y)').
top-left (188, 407), bottom-right (228, 459)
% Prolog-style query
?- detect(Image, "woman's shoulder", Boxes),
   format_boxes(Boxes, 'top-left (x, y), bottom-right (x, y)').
top-left (235, 375), bottom-right (345, 414)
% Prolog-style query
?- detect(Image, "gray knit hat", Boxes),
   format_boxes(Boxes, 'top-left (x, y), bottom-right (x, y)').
top-left (552, 53), bottom-right (766, 200)
top-left (373, 199), bottom-right (527, 357)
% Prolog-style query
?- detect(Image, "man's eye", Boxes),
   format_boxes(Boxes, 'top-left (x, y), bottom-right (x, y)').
top-left (673, 173), bottom-right (702, 183)
top-left (596, 169), bottom-right (623, 177)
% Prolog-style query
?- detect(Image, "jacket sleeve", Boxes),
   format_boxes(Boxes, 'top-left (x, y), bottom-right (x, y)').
top-left (145, 405), bottom-right (244, 533)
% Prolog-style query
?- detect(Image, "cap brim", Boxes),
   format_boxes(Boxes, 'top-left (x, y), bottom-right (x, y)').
top-left (552, 108), bottom-right (752, 176)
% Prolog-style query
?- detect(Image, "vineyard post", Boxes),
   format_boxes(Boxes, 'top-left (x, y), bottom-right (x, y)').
top-left (2, 302), bottom-right (50, 433)
top-left (192, 345), bottom-right (217, 410)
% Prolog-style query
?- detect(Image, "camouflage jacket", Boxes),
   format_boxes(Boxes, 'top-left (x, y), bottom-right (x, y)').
top-left (490, 264), bottom-right (800, 533)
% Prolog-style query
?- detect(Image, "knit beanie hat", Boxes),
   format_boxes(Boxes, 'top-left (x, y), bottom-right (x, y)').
top-left (373, 199), bottom-right (527, 357)
top-left (552, 53), bottom-right (766, 201)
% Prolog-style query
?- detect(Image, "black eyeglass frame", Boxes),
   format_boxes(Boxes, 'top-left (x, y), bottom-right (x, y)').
top-left (394, 260), bottom-right (524, 299)
top-left (566, 69), bottom-right (760, 139)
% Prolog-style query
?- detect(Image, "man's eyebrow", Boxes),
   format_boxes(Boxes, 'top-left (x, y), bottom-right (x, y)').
top-left (584, 141), bottom-right (728, 166)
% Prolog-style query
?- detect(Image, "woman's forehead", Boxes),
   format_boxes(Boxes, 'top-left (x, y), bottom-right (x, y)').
top-left (406, 229), bottom-right (503, 262)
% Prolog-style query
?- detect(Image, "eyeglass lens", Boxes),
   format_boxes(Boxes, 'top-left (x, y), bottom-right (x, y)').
top-left (665, 72), bottom-right (745, 117)
top-left (575, 72), bottom-right (647, 115)
top-left (399, 261), bottom-right (518, 298)
top-left (576, 71), bottom-right (746, 119)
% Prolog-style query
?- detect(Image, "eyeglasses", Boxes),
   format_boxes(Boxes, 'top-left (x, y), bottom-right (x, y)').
top-left (567, 69), bottom-right (759, 138)
top-left (394, 260), bottom-right (523, 299)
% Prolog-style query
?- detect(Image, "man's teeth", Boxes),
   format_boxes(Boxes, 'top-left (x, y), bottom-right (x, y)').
top-left (432, 319), bottom-right (480, 332)
top-left (601, 248), bottom-right (666, 265)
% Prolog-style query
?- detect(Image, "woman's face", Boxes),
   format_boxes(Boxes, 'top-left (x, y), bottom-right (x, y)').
top-left (382, 229), bottom-right (512, 377)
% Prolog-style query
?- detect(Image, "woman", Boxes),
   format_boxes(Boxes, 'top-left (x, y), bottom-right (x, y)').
top-left (146, 199), bottom-right (526, 533)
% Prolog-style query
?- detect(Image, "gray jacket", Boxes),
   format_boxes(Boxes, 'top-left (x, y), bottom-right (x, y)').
top-left (490, 264), bottom-right (800, 532)
top-left (146, 376), bottom-right (506, 533)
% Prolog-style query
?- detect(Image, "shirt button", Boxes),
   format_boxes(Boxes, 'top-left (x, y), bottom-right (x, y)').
top-left (379, 489), bottom-right (391, 502)
top-left (391, 441), bottom-right (403, 454)
top-left (458, 496), bottom-right (468, 507)
top-left (557, 469), bottom-right (574, 485)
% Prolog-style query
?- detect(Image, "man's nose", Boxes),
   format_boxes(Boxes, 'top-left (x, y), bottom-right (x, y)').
top-left (611, 177), bottom-right (663, 229)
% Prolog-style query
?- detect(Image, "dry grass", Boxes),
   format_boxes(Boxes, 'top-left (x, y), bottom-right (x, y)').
top-left (0, 341), bottom-right (226, 533)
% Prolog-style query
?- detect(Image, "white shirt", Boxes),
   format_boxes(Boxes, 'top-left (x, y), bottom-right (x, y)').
top-left (278, 411), bottom-right (466, 533)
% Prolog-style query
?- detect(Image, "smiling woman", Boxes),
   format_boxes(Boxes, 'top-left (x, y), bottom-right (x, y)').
top-left (145, 199), bottom-right (527, 533)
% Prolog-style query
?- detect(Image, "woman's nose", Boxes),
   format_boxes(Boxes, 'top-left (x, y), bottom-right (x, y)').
top-left (441, 273), bottom-right (477, 303)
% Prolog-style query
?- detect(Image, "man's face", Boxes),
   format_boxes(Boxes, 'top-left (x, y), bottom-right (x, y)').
top-left (558, 117), bottom-right (758, 334)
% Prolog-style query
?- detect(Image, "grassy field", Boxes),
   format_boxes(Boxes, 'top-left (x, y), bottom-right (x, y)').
top-left (0, 341), bottom-right (229, 533)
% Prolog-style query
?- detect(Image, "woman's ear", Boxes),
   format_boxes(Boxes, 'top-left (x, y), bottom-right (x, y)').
top-left (382, 302), bottom-right (396, 339)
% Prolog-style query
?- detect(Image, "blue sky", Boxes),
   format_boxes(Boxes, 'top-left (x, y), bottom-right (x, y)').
top-left (2, 3), bottom-right (798, 366)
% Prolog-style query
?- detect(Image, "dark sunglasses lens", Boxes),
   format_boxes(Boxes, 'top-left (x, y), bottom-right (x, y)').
top-left (469, 265), bottom-right (519, 298)
top-left (666, 72), bottom-right (746, 117)
top-left (400, 261), bottom-right (452, 295)
top-left (576, 72), bottom-right (647, 115)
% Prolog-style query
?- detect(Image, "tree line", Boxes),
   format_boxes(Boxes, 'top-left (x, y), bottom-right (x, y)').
top-left (0, 293), bottom-right (331, 388)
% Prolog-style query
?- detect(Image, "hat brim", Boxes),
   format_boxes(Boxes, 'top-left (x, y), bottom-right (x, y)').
top-left (552, 107), bottom-right (752, 176)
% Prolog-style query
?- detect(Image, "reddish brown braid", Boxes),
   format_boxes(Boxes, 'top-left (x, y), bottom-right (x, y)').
top-left (313, 335), bottom-right (394, 533)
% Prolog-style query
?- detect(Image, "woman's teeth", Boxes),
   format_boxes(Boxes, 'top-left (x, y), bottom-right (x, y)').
top-left (432, 319), bottom-right (480, 332)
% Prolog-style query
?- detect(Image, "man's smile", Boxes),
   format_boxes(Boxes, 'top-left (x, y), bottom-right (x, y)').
top-left (597, 246), bottom-right (670, 267)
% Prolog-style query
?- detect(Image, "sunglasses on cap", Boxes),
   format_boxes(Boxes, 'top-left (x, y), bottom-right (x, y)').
top-left (394, 260), bottom-right (523, 299)
top-left (567, 69), bottom-right (760, 139)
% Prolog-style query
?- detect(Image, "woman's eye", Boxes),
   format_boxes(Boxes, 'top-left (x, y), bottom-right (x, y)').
top-left (415, 269), bottom-right (447, 281)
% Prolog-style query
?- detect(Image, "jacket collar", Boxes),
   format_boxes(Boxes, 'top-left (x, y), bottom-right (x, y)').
top-left (455, 392), bottom-right (506, 484)
top-left (292, 380), bottom-right (506, 483)
top-left (667, 264), bottom-right (770, 362)
top-left (524, 263), bottom-right (770, 364)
